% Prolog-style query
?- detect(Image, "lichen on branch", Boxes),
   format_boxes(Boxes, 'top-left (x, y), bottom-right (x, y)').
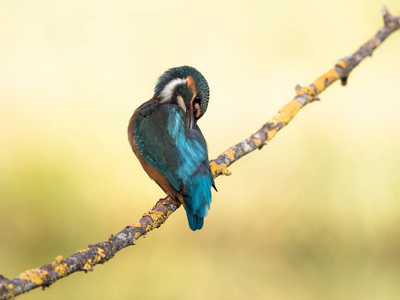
top-left (1, 6), bottom-right (399, 300)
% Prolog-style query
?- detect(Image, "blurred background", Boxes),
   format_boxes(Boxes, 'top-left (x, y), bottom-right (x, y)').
top-left (1, 0), bottom-right (400, 299)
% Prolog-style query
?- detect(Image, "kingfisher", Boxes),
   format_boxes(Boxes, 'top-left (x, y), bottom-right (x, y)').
top-left (128, 66), bottom-right (216, 231)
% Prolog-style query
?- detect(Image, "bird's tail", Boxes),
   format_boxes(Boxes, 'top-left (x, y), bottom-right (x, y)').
top-left (185, 210), bottom-right (204, 231)
top-left (183, 162), bottom-right (213, 231)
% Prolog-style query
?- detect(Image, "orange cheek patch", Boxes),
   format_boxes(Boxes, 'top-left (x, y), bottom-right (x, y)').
top-left (186, 76), bottom-right (197, 95)
top-left (186, 76), bottom-right (198, 109)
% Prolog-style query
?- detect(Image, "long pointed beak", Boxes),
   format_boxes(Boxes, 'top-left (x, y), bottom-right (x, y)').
top-left (186, 105), bottom-right (195, 130)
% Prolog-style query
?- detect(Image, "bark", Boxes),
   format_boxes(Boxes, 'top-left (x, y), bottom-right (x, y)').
top-left (1, 6), bottom-right (399, 300)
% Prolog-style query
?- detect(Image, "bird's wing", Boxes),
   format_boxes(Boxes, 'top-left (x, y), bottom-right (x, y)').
top-left (134, 104), bottom-right (208, 194)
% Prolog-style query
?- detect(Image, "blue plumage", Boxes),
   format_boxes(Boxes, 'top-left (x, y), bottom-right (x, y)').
top-left (183, 165), bottom-right (212, 230)
top-left (128, 66), bottom-right (215, 231)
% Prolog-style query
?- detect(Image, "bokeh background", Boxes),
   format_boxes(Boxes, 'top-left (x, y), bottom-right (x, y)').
top-left (1, 1), bottom-right (400, 299)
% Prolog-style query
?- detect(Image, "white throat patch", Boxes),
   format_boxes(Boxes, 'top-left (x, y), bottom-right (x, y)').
top-left (159, 78), bottom-right (187, 103)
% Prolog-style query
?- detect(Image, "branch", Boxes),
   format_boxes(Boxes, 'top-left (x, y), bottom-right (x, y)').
top-left (1, 6), bottom-right (399, 300)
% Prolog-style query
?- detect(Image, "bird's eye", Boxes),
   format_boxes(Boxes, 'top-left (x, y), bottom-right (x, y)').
top-left (194, 95), bottom-right (202, 103)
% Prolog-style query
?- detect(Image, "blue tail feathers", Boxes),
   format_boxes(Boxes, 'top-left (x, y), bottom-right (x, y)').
top-left (183, 188), bottom-right (211, 231)
top-left (186, 211), bottom-right (204, 231)
top-left (183, 170), bottom-right (212, 231)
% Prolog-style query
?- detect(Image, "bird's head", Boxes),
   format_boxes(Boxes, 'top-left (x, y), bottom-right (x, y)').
top-left (154, 66), bottom-right (210, 129)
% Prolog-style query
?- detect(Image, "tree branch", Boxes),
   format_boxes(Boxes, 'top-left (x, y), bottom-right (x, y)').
top-left (1, 6), bottom-right (399, 300)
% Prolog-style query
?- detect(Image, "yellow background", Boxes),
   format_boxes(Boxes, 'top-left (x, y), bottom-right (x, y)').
top-left (1, 1), bottom-right (400, 299)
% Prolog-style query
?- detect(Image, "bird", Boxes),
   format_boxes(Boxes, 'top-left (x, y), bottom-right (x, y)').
top-left (128, 66), bottom-right (216, 231)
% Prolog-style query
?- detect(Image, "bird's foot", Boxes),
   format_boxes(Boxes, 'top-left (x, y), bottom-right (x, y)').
top-left (154, 196), bottom-right (169, 208)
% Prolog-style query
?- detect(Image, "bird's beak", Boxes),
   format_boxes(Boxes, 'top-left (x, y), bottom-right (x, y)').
top-left (186, 105), bottom-right (195, 130)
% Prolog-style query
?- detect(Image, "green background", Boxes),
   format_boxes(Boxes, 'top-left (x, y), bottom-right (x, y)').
top-left (1, 0), bottom-right (400, 299)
